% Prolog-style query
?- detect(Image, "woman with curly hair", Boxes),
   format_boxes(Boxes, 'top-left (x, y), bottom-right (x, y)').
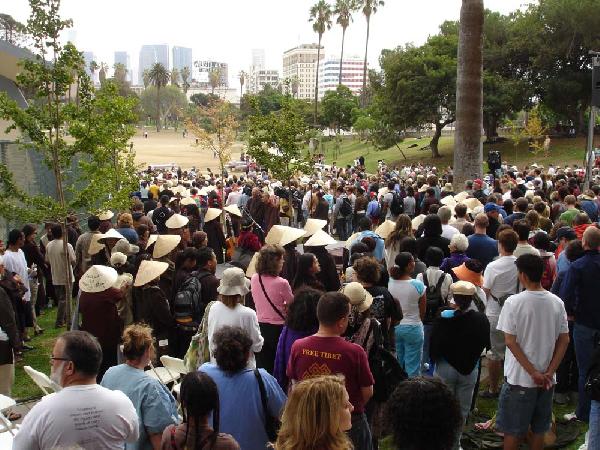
top-left (274, 375), bottom-right (353, 450)
top-left (384, 214), bottom-right (414, 271)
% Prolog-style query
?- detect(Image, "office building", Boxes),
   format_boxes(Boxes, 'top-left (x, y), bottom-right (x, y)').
top-left (114, 51), bottom-right (130, 82)
top-left (251, 49), bottom-right (265, 71)
top-left (82, 51), bottom-right (95, 77)
top-left (318, 55), bottom-right (365, 99)
top-left (138, 44), bottom-right (169, 85)
top-left (282, 44), bottom-right (324, 100)
top-left (248, 69), bottom-right (280, 93)
top-left (172, 46), bottom-right (192, 72)
top-left (192, 60), bottom-right (229, 88)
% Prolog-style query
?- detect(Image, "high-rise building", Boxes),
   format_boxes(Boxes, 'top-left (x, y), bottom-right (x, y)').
top-left (114, 51), bottom-right (130, 82)
top-left (138, 44), bottom-right (169, 85)
top-left (82, 51), bottom-right (95, 77)
top-left (318, 56), bottom-right (365, 99)
top-left (192, 60), bottom-right (229, 88)
top-left (172, 46), bottom-right (192, 72)
top-left (248, 69), bottom-right (280, 94)
top-left (282, 44), bottom-right (324, 100)
top-left (251, 49), bottom-right (265, 71)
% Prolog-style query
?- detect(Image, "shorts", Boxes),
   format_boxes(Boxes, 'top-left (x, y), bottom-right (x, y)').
top-left (496, 382), bottom-right (554, 436)
top-left (488, 315), bottom-right (506, 361)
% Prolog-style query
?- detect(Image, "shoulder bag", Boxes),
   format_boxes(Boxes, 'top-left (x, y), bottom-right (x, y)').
top-left (258, 275), bottom-right (285, 321)
top-left (254, 368), bottom-right (280, 441)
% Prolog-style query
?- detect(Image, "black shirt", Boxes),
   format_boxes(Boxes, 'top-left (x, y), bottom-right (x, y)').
top-left (366, 285), bottom-right (402, 350)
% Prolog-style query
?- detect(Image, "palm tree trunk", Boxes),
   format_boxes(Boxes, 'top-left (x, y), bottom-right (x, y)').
top-left (156, 86), bottom-right (161, 132)
top-left (453, 0), bottom-right (484, 189)
top-left (361, 15), bottom-right (371, 107)
top-left (339, 27), bottom-right (346, 85)
top-left (314, 36), bottom-right (322, 127)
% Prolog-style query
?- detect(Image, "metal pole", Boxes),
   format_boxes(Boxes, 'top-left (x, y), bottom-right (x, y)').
top-left (585, 106), bottom-right (596, 189)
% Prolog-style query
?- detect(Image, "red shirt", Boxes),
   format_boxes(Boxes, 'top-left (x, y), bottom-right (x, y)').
top-left (286, 335), bottom-right (374, 413)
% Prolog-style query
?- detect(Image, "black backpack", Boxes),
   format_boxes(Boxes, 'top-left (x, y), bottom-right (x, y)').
top-left (423, 271), bottom-right (446, 323)
top-left (389, 192), bottom-right (404, 216)
top-left (339, 197), bottom-right (353, 217)
top-left (173, 271), bottom-right (212, 331)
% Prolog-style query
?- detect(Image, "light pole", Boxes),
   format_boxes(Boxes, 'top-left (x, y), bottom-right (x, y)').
top-left (584, 52), bottom-right (600, 188)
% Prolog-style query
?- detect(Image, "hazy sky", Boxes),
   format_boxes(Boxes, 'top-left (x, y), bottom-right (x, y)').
top-left (5, 0), bottom-right (533, 85)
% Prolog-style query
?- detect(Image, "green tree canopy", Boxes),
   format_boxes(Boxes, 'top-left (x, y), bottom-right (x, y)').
top-left (320, 85), bottom-right (359, 130)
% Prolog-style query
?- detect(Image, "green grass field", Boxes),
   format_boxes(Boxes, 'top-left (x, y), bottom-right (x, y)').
top-left (314, 135), bottom-right (589, 174)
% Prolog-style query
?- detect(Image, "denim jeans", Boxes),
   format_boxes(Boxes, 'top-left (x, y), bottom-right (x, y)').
top-left (573, 322), bottom-right (600, 421)
top-left (435, 359), bottom-right (479, 449)
top-left (589, 400), bottom-right (600, 449)
top-left (395, 324), bottom-right (424, 378)
top-left (335, 218), bottom-right (349, 241)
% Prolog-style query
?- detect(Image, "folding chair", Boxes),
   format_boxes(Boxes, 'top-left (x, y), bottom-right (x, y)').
top-left (0, 394), bottom-right (16, 436)
top-left (146, 360), bottom-right (181, 387)
top-left (159, 355), bottom-right (189, 396)
top-left (23, 366), bottom-right (61, 396)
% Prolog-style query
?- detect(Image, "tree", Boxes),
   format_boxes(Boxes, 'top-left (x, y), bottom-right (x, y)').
top-left (98, 62), bottom-right (109, 85)
top-left (0, 13), bottom-right (27, 46)
top-left (89, 60), bottom-right (98, 84)
top-left (238, 70), bottom-right (246, 98)
top-left (140, 85), bottom-right (188, 129)
top-left (334, 0), bottom-right (357, 85)
top-left (247, 99), bottom-right (312, 181)
top-left (180, 66), bottom-right (191, 94)
top-left (170, 68), bottom-right (180, 87)
top-left (320, 85), bottom-right (359, 131)
top-left (359, 0), bottom-right (384, 106)
top-left (209, 68), bottom-right (221, 94)
top-left (147, 62), bottom-right (170, 131)
top-left (291, 76), bottom-right (299, 98)
top-left (190, 92), bottom-right (220, 107)
top-left (142, 68), bottom-right (150, 89)
top-left (0, 0), bottom-right (137, 326)
top-left (454, 0), bottom-right (484, 188)
top-left (353, 113), bottom-right (376, 141)
top-left (309, 0), bottom-right (332, 126)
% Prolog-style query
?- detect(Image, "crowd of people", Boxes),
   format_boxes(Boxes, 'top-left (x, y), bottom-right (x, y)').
top-left (2, 157), bottom-right (600, 450)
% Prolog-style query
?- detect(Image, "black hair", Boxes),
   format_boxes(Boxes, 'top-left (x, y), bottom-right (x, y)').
top-left (212, 326), bottom-right (252, 373)
top-left (532, 232), bottom-right (551, 251)
top-left (22, 224), bottom-right (37, 239)
top-left (390, 252), bottom-right (414, 279)
top-left (422, 214), bottom-right (443, 237)
top-left (197, 246), bottom-right (216, 268)
top-left (515, 254), bottom-right (544, 283)
top-left (461, 222), bottom-right (475, 237)
top-left (7, 229), bottom-right (23, 246)
top-left (175, 247), bottom-right (199, 272)
top-left (398, 236), bottom-right (418, 257)
top-left (358, 216), bottom-right (372, 231)
top-left (565, 240), bottom-right (584, 262)
top-left (51, 223), bottom-right (63, 239)
top-left (513, 220), bottom-right (530, 241)
top-left (160, 195), bottom-right (169, 205)
top-left (88, 215), bottom-right (101, 231)
top-left (425, 246), bottom-right (444, 267)
top-left (180, 372), bottom-right (220, 450)
top-left (292, 253), bottom-right (322, 291)
top-left (349, 242), bottom-right (369, 255)
top-left (464, 258), bottom-right (483, 274)
top-left (59, 331), bottom-right (103, 377)
top-left (316, 292), bottom-right (350, 326)
top-left (286, 289), bottom-right (320, 332)
top-left (385, 377), bottom-right (462, 450)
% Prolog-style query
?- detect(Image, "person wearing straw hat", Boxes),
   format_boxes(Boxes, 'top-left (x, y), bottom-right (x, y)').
top-left (110, 252), bottom-right (135, 326)
top-left (166, 213), bottom-right (191, 248)
top-left (134, 260), bottom-right (175, 352)
top-left (78, 265), bottom-right (122, 381)
top-left (91, 228), bottom-right (125, 267)
top-left (98, 210), bottom-right (115, 234)
top-left (203, 208), bottom-right (226, 264)
top-left (304, 230), bottom-right (341, 292)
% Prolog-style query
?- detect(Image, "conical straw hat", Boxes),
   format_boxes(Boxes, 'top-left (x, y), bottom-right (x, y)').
top-left (375, 220), bottom-right (396, 240)
top-left (223, 204), bottom-right (242, 217)
top-left (454, 191), bottom-right (470, 203)
top-left (440, 195), bottom-right (457, 207)
top-left (97, 228), bottom-right (124, 242)
top-left (245, 252), bottom-right (259, 278)
top-left (304, 229), bottom-right (337, 247)
top-left (166, 213), bottom-right (189, 229)
top-left (412, 214), bottom-right (426, 230)
top-left (463, 198), bottom-right (482, 211)
top-left (152, 235), bottom-right (181, 259)
top-left (265, 225), bottom-right (306, 247)
top-left (204, 208), bottom-right (222, 223)
top-left (79, 265), bottom-right (118, 293)
top-left (88, 233), bottom-right (105, 256)
top-left (98, 210), bottom-right (114, 221)
top-left (303, 218), bottom-right (327, 237)
top-left (134, 260), bottom-right (169, 287)
top-left (147, 234), bottom-right (159, 248)
top-left (180, 197), bottom-right (196, 206)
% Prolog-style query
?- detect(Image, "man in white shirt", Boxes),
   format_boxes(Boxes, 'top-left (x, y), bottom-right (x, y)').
top-left (513, 220), bottom-right (540, 258)
top-left (13, 330), bottom-right (139, 450)
top-left (481, 229), bottom-right (519, 398)
top-left (45, 224), bottom-right (76, 328)
top-left (496, 254), bottom-right (569, 450)
top-left (438, 206), bottom-right (459, 240)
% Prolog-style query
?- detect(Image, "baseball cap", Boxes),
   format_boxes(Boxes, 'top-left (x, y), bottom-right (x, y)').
top-left (555, 227), bottom-right (576, 242)
top-left (484, 203), bottom-right (500, 213)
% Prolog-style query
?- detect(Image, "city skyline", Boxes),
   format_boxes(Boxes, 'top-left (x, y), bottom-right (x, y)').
top-left (5, 0), bottom-right (532, 87)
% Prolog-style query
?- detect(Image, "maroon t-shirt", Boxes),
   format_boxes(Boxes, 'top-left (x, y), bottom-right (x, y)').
top-left (286, 335), bottom-right (374, 413)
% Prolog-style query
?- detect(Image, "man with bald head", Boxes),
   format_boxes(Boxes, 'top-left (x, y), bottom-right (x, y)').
top-left (560, 226), bottom-right (600, 423)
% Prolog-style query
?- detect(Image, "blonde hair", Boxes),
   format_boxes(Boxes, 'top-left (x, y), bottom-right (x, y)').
top-left (118, 212), bottom-right (133, 228)
top-left (219, 294), bottom-right (243, 309)
top-left (122, 323), bottom-right (154, 360)
top-left (274, 376), bottom-right (353, 450)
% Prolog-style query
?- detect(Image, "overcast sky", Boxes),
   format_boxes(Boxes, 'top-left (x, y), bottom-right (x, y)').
top-left (5, 0), bottom-right (533, 85)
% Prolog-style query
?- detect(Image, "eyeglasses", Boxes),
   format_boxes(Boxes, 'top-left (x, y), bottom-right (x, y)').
top-left (50, 355), bottom-right (70, 363)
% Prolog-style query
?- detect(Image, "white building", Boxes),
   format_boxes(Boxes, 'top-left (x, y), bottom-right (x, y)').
top-left (251, 49), bottom-right (265, 71)
top-left (318, 55), bottom-right (365, 99)
top-left (282, 44), bottom-right (324, 100)
top-left (248, 69), bottom-right (280, 94)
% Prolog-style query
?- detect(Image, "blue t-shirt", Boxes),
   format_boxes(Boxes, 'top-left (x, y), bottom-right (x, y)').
top-left (200, 363), bottom-right (287, 450)
top-left (101, 364), bottom-right (179, 450)
top-left (466, 233), bottom-right (499, 269)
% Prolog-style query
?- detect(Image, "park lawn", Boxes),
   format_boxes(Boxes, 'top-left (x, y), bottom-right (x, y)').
top-left (317, 135), bottom-right (588, 174)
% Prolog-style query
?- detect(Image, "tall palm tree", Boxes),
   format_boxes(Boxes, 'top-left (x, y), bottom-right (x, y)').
top-left (309, 0), bottom-right (332, 126)
top-left (209, 68), bottom-right (221, 94)
top-left (170, 68), bottom-right (180, 87)
top-left (291, 75), bottom-right (299, 98)
top-left (238, 70), bottom-right (246, 98)
top-left (334, 0), bottom-right (357, 85)
top-left (454, 0), bottom-right (484, 189)
top-left (113, 62), bottom-right (127, 84)
top-left (142, 69), bottom-right (150, 89)
top-left (89, 60), bottom-right (99, 84)
top-left (359, 0), bottom-right (384, 106)
top-left (98, 62), bottom-right (109, 85)
top-left (148, 62), bottom-right (170, 132)
top-left (180, 66), bottom-right (191, 94)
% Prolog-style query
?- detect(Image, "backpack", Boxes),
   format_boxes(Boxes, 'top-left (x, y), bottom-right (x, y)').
top-left (472, 292), bottom-right (486, 313)
top-left (423, 271), bottom-right (446, 323)
top-left (389, 192), bottom-right (404, 216)
top-left (540, 255), bottom-right (554, 290)
top-left (183, 300), bottom-right (216, 371)
top-left (339, 197), bottom-right (353, 217)
top-left (173, 271), bottom-right (212, 330)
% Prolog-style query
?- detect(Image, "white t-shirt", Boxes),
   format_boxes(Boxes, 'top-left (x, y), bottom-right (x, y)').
top-left (388, 279), bottom-right (425, 325)
top-left (3, 249), bottom-right (30, 302)
top-left (483, 255), bottom-right (518, 319)
top-left (513, 243), bottom-right (540, 258)
top-left (497, 290), bottom-right (569, 387)
top-left (441, 224), bottom-right (459, 240)
top-left (13, 384), bottom-right (139, 450)
top-left (416, 267), bottom-right (453, 303)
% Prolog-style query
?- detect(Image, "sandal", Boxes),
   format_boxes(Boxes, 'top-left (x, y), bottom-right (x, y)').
top-left (7, 411), bottom-right (21, 421)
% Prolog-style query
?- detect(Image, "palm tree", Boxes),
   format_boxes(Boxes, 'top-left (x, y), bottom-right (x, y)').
top-left (453, 0), bottom-right (484, 189)
top-left (98, 62), bottom-right (109, 85)
top-left (170, 68), bottom-right (180, 87)
top-left (113, 62), bottom-right (127, 84)
top-left (291, 75), bottom-right (299, 98)
top-left (209, 68), bottom-right (221, 94)
top-left (359, 0), bottom-right (384, 106)
top-left (309, 0), bottom-right (332, 126)
top-left (148, 62), bottom-right (170, 132)
top-left (89, 60), bottom-right (99, 84)
top-left (334, 0), bottom-right (357, 85)
top-left (238, 70), bottom-right (246, 98)
top-left (180, 66), bottom-right (191, 94)
top-left (142, 69), bottom-right (150, 89)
